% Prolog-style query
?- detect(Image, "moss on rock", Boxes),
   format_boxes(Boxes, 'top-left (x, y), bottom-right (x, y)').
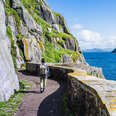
top-left (6, 26), bottom-right (17, 69)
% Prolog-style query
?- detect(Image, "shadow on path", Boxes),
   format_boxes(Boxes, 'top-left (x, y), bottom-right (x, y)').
top-left (37, 79), bottom-right (66, 116)
top-left (16, 70), bottom-right (66, 116)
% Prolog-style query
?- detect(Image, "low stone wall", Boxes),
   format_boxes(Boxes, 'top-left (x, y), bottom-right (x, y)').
top-left (49, 66), bottom-right (110, 116)
top-left (26, 62), bottom-right (39, 74)
top-left (67, 77), bottom-right (109, 116)
top-left (26, 63), bottom-right (116, 116)
top-left (49, 66), bottom-right (73, 81)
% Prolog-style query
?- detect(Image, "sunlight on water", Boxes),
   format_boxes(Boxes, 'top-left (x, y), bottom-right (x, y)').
top-left (83, 52), bottom-right (116, 81)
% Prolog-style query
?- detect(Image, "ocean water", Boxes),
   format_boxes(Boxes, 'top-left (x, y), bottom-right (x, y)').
top-left (83, 52), bottom-right (116, 81)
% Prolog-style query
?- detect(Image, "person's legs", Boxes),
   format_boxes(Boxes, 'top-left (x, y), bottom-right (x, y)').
top-left (43, 77), bottom-right (47, 90)
top-left (40, 77), bottom-right (43, 92)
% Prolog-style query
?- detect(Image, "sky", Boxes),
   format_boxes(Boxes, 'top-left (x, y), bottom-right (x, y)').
top-left (46, 0), bottom-right (116, 50)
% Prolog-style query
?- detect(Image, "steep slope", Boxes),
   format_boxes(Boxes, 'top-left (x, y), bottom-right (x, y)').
top-left (3, 0), bottom-right (86, 69)
top-left (0, 0), bottom-right (104, 101)
top-left (0, 0), bottom-right (19, 101)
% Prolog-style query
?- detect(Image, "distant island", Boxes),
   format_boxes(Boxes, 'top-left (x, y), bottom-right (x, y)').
top-left (83, 48), bottom-right (113, 52)
top-left (112, 48), bottom-right (116, 53)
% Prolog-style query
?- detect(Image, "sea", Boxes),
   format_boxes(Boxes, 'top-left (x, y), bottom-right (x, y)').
top-left (83, 52), bottom-right (116, 81)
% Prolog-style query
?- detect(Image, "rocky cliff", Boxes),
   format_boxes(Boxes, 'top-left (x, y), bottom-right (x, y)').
top-left (0, 0), bottom-right (104, 101)
top-left (2, 0), bottom-right (86, 69)
top-left (0, 0), bottom-right (19, 101)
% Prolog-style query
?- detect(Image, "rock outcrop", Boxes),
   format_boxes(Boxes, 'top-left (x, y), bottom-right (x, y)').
top-left (112, 48), bottom-right (116, 53)
top-left (0, 0), bottom-right (19, 101)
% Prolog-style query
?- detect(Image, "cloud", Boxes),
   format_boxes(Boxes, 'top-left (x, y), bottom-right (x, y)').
top-left (72, 24), bottom-right (83, 30)
top-left (71, 23), bottom-right (116, 49)
top-left (78, 30), bottom-right (102, 42)
top-left (76, 29), bottom-right (116, 49)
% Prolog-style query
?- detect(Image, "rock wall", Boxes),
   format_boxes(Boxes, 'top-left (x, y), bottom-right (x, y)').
top-left (49, 66), bottom-right (112, 116)
top-left (0, 0), bottom-right (19, 101)
top-left (67, 77), bottom-right (109, 116)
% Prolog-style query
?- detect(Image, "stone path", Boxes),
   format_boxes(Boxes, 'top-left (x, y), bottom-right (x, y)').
top-left (15, 71), bottom-right (66, 116)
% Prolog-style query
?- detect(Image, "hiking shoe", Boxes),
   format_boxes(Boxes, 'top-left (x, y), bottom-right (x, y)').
top-left (40, 88), bottom-right (43, 93)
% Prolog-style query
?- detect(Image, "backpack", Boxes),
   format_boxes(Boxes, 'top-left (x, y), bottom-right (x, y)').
top-left (40, 64), bottom-right (47, 76)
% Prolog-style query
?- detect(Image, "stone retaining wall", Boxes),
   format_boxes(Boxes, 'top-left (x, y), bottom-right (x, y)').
top-left (26, 63), bottom-right (116, 116)
top-left (49, 66), bottom-right (110, 116)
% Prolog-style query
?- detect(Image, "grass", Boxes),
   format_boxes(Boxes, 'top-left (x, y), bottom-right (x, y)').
top-left (43, 39), bottom-right (62, 62)
top-left (47, 31), bottom-right (75, 40)
top-left (0, 79), bottom-right (32, 116)
top-left (5, 6), bottom-right (21, 33)
top-left (54, 11), bottom-right (62, 17)
top-left (42, 38), bottom-right (81, 63)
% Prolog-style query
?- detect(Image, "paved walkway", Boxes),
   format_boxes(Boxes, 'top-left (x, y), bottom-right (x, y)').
top-left (15, 71), bottom-right (66, 116)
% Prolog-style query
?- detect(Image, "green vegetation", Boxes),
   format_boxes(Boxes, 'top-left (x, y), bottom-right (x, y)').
top-left (57, 39), bottom-right (65, 43)
top-left (54, 11), bottom-right (63, 17)
top-left (6, 26), bottom-right (17, 69)
top-left (48, 31), bottom-right (75, 39)
top-left (62, 93), bottom-right (74, 116)
top-left (20, 0), bottom-right (51, 37)
top-left (20, 0), bottom-right (37, 9)
top-left (43, 39), bottom-right (62, 62)
top-left (43, 38), bottom-right (81, 63)
top-left (0, 79), bottom-right (32, 116)
top-left (5, 0), bottom-right (80, 66)
top-left (16, 34), bottom-right (24, 40)
top-left (33, 13), bottom-right (50, 36)
top-left (20, 0), bottom-right (74, 40)
top-left (5, 0), bottom-right (11, 6)
top-left (5, 7), bottom-right (21, 33)
top-left (59, 24), bottom-right (62, 30)
top-left (19, 79), bottom-right (32, 89)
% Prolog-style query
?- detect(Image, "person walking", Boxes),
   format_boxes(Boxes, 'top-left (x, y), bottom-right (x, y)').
top-left (39, 58), bottom-right (49, 93)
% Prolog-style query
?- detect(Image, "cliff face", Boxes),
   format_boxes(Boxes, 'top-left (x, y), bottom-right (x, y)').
top-left (0, 0), bottom-right (104, 101)
top-left (0, 0), bottom-right (19, 101)
top-left (3, 0), bottom-right (86, 69)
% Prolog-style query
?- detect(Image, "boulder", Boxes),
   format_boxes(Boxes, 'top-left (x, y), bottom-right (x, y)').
top-left (62, 54), bottom-right (73, 63)
top-left (63, 38), bottom-right (76, 51)
top-left (23, 38), bottom-right (42, 63)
